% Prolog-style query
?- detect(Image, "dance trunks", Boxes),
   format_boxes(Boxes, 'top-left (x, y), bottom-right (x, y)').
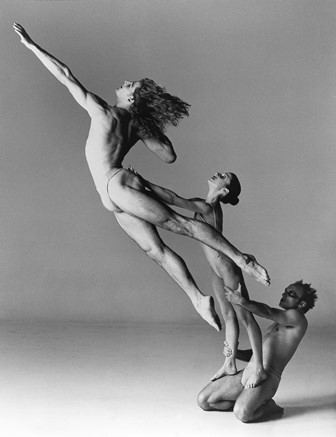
top-left (94, 167), bottom-right (125, 212)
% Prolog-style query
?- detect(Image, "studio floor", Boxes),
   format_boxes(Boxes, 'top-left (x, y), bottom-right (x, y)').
top-left (0, 321), bottom-right (335, 437)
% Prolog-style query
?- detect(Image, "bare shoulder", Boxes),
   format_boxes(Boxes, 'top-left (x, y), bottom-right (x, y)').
top-left (86, 92), bottom-right (112, 116)
top-left (285, 309), bottom-right (308, 330)
top-left (195, 204), bottom-right (217, 225)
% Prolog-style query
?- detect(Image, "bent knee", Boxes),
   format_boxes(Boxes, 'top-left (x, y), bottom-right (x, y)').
top-left (145, 244), bottom-right (165, 261)
top-left (234, 405), bottom-right (253, 423)
top-left (197, 391), bottom-right (211, 411)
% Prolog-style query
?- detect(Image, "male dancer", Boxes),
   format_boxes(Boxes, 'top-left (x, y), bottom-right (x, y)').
top-left (14, 23), bottom-right (269, 331)
top-left (197, 281), bottom-right (317, 422)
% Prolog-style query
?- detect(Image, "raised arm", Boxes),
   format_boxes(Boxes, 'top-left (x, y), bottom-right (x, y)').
top-left (224, 284), bottom-right (305, 326)
top-left (13, 23), bottom-right (105, 117)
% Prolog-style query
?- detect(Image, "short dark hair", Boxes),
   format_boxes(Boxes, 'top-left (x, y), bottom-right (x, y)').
top-left (294, 280), bottom-right (318, 311)
top-left (130, 78), bottom-right (190, 138)
top-left (222, 173), bottom-right (241, 206)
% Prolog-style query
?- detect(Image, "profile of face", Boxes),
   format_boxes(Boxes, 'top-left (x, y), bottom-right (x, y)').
top-left (115, 80), bottom-right (141, 105)
top-left (208, 172), bottom-right (239, 202)
top-left (208, 172), bottom-right (232, 190)
top-left (279, 283), bottom-right (307, 310)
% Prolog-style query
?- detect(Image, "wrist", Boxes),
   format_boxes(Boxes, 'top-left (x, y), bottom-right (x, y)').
top-left (28, 41), bottom-right (37, 51)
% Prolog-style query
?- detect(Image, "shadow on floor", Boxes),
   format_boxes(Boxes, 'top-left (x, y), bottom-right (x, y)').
top-left (282, 394), bottom-right (336, 419)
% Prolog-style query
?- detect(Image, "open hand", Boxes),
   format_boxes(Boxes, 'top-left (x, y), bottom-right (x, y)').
top-left (13, 23), bottom-right (34, 47)
top-left (224, 282), bottom-right (242, 304)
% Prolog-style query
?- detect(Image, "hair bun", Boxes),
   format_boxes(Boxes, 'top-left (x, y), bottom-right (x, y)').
top-left (230, 197), bottom-right (239, 206)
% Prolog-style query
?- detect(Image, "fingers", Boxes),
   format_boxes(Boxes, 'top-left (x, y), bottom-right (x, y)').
top-left (223, 284), bottom-right (233, 293)
top-left (128, 165), bottom-right (138, 175)
top-left (223, 341), bottom-right (233, 357)
top-left (13, 23), bottom-right (27, 37)
top-left (13, 23), bottom-right (23, 32)
top-left (13, 23), bottom-right (24, 39)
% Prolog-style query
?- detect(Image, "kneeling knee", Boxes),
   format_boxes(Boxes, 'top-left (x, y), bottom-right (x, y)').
top-left (197, 391), bottom-right (211, 411)
top-left (234, 405), bottom-right (253, 423)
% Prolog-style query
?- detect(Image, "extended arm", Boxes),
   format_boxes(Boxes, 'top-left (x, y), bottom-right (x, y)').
top-left (224, 284), bottom-right (303, 326)
top-left (130, 170), bottom-right (211, 214)
top-left (13, 23), bottom-right (105, 116)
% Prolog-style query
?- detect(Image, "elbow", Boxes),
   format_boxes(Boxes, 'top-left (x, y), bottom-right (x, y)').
top-left (163, 153), bottom-right (176, 164)
top-left (160, 148), bottom-right (176, 163)
top-left (58, 66), bottom-right (71, 85)
top-left (63, 66), bottom-right (71, 78)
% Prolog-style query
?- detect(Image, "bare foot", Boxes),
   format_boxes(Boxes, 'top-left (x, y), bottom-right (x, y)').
top-left (263, 399), bottom-right (284, 419)
top-left (241, 364), bottom-right (267, 388)
top-left (239, 254), bottom-right (270, 286)
top-left (210, 360), bottom-right (237, 381)
top-left (195, 296), bottom-right (221, 332)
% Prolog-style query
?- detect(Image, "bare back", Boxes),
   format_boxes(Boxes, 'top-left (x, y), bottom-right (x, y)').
top-left (84, 101), bottom-right (140, 187)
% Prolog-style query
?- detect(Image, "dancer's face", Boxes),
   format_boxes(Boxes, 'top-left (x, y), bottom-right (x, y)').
top-left (208, 172), bottom-right (232, 195)
top-left (115, 80), bottom-right (141, 105)
top-left (279, 283), bottom-right (305, 309)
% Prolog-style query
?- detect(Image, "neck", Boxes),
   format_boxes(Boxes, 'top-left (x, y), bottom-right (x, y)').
top-left (115, 101), bottom-right (132, 112)
top-left (205, 192), bottom-right (220, 205)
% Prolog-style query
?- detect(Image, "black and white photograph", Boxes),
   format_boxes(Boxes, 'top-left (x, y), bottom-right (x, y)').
top-left (1, 1), bottom-right (336, 436)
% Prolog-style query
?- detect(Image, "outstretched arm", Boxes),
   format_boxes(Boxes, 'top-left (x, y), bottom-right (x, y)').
top-left (129, 168), bottom-right (211, 214)
top-left (13, 23), bottom-right (106, 116)
top-left (145, 181), bottom-right (210, 213)
top-left (224, 283), bottom-right (305, 326)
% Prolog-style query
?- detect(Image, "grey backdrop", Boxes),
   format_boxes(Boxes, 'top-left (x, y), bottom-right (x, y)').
top-left (1, 0), bottom-right (335, 327)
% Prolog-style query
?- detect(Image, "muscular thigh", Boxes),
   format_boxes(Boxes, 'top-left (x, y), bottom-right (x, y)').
top-left (202, 371), bottom-right (244, 404)
top-left (114, 211), bottom-right (164, 252)
top-left (234, 373), bottom-right (280, 413)
top-left (108, 170), bottom-right (183, 228)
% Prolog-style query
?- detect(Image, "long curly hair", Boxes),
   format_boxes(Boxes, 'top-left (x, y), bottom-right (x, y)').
top-left (130, 78), bottom-right (190, 138)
